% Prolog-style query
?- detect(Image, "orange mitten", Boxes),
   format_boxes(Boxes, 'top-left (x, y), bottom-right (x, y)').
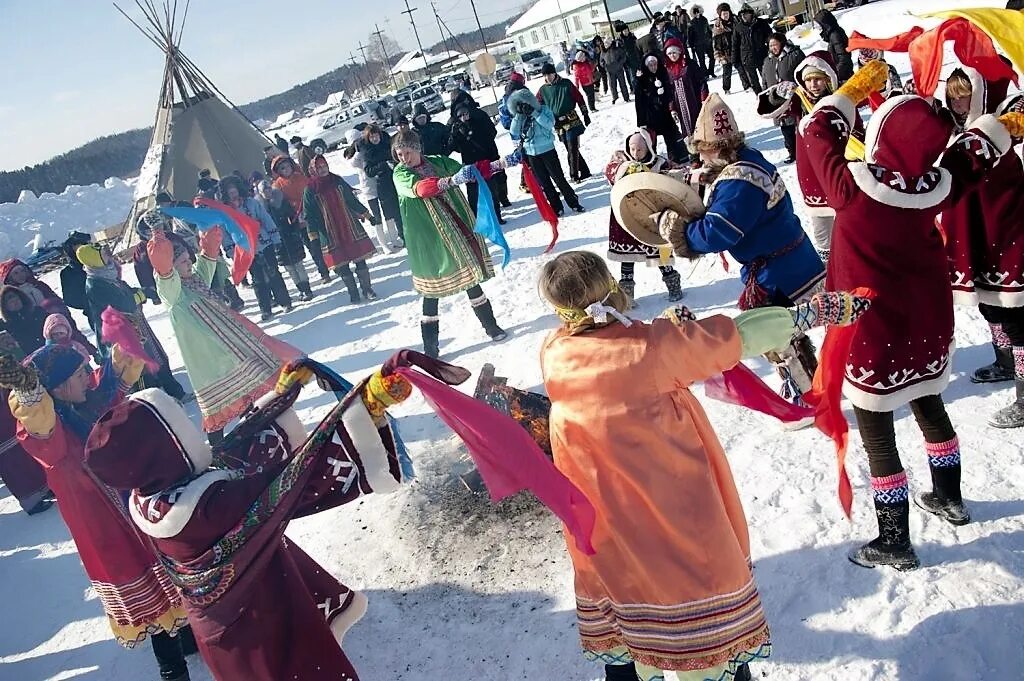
top-left (147, 231), bottom-right (175, 276)
top-left (199, 226), bottom-right (223, 259)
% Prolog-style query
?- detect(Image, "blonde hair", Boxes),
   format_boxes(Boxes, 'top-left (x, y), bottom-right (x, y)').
top-left (946, 70), bottom-right (974, 100)
top-left (538, 251), bottom-right (630, 335)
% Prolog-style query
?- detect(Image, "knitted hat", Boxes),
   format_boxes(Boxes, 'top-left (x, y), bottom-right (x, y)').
top-left (541, 62), bottom-right (557, 75)
top-left (75, 243), bottom-right (105, 269)
top-left (664, 37), bottom-right (685, 56)
top-left (26, 344), bottom-right (87, 391)
top-left (86, 388), bottom-right (213, 495)
top-left (864, 95), bottom-right (955, 177)
top-left (509, 71), bottom-right (526, 85)
top-left (42, 313), bottom-right (71, 340)
top-left (692, 92), bottom-right (744, 148)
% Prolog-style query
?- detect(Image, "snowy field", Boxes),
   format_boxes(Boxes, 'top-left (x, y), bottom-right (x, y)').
top-left (2, 1), bottom-right (1023, 679)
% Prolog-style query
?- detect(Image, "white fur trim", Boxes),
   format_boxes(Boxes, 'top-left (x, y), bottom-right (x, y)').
top-left (951, 289), bottom-right (980, 307)
top-left (796, 54), bottom-right (839, 90)
top-left (330, 590), bottom-right (368, 645)
top-left (129, 388), bottom-right (212, 473)
top-left (970, 114), bottom-right (1013, 156)
top-left (864, 95), bottom-right (918, 164)
top-left (340, 400), bottom-right (400, 494)
top-left (996, 94), bottom-right (1024, 117)
top-left (130, 470), bottom-right (236, 539)
top-left (961, 66), bottom-right (987, 127)
top-left (253, 391), bottom-right (308, 452)
top-left (848, 163), bottom-right (952, 209)
top-left (815, 94), bottom-right (855, 126)
top-left (975, 289), bottom-right (1024, 308)
top-left (842, 344), bottom-right (954, 413)
top-left (804, 204), bottom-right (836, 218)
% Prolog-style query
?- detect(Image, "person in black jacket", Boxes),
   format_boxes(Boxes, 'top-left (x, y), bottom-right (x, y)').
top-left (713, 4), bottom-right (748, 92)
top-left (634, 53), bottom-right (685, 162)
top-left (688, 5), bottom-right (715, 76)
top-left (732, 3), bottom-right (771, 95)
top-left (355, 124), bottom-right (403, 239)
top-left (411, 104), bottom-right (451, 156)
top-left (448, 104), bottom-right (509, 222)
top-left (256, 180), bottom-right (315, 301)
top-left (615, 21), bottom-right (642, 87)
top-left (814, 9), bottom-right (853, 83)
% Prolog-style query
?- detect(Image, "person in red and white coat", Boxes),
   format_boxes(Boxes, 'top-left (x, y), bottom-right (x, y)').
top-left (938, 64), bottom-right (1024, 428)
top-left (799, 60), bottom-right (1023, 571)
top-left (85, 358), bottom-right (420, 681)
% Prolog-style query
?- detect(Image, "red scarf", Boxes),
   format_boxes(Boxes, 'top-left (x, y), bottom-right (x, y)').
top-left (308, 173), bottom-right (355, 230)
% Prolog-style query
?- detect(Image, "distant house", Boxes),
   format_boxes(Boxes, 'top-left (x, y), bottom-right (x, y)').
top-left (390, 50), bottom-right (464, 88)
top-left (505, 0), bottom-right (637, 54)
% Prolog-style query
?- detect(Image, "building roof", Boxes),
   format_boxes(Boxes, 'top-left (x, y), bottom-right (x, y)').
top-left (506, 0), bottom-right (597, 35)
top-left (391, 50), bottom-right (455, 75)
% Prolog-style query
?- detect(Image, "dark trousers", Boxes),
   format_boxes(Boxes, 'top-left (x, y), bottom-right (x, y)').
top-left (422, 285), bottom-right (484, 317)
top-left (526, 150), bottom-right (580, 213)
top-left (739, 63), bottom-right (763, 92)
top-left (721, 61), bottom-right (734, 91)
top-left (250, 249), bottom-right (291, 315)
top-left (582, 83), bottom-right (597, 111)
top-left (695, 45), bottom-right (714, 75)
top-left (609, 70), bottom-right (630, 101)
top-left (735, 61), bottom-right (751, 90)
top-left (151, 631), bottom-right (187, 680)
top-left (853, 395), bottom-right (956, 478)
top-left (301, 230), bottom-right (330, 279)
top-left (781, 124), bottom-right (797, 160)
top-left (979, 303), bottom-right (1024, 346)
top-left (145, 363), bottom-right (186, 400)
top-left (562, 131), bottom-right (592, 181)
top-left (597, 65), bottom-right (608, 93)
top-left (466, 172), bottom-right (505, 217)
top-left (653, 124), bottom-right (686, 164)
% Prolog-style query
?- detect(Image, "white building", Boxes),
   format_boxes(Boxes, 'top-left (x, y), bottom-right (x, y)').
top-left (506, 0), bottom-right (636, 55)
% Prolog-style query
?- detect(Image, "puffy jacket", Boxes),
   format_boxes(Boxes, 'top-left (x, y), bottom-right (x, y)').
top-left (712, 16), bottom-right (734, 62)
top-left (732, 9), bottom-right (772, 67)
top-left (689, 15), bottom-right (713, 48)
top-left (602, 42), bottom-right (629, 73)
top-left (815, 10), bottom-right (854, 82)
top-left (620, 31), bottom-right (641, 68)
top-left (449, 108), bottom-right (499, 164)
top-left (572, 59), bottom-right (597, 88)
top-left (761, 44), bottom-right (806, 89)
top-left (508, 92), bottom-right (557, 156)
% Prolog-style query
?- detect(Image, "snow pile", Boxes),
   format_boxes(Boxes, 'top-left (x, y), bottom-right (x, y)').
top-left (0, 177), bottom-right (135, 260)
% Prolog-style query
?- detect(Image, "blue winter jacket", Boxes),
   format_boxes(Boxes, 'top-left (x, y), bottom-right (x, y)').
top-left (498, 96), bottom-right (513, 131)
top-left (685, 147), bottom-right (824, 304)
top-left (509, 106), bottom-right (558, 156)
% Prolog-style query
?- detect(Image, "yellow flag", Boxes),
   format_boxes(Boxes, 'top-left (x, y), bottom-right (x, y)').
top-left (918, 8), bottom-right (1024, 75)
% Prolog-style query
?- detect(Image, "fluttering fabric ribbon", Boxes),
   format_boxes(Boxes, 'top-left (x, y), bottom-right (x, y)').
top-left (801, 287), bottom-right (876, 520)
top-left (160, 199), bottom-right (260, 284)
top-left (521, 163), bottom-right (560, 254)
top-left (850, 18), bottom-right (1017, 97)
top-left (704, 363), bottom-right (814, 424)
top-left (99, 306), bottom-right (159, 374)
top-left (918, 8), bottom-right (1024, 76)
top-left (394, 365), bottom-right (597, 554)
top-left (468, 165), bottom-right (511, 268)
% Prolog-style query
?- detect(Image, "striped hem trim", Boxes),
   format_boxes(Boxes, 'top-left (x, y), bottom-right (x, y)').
top-left (926, 436), bottom-right (961, 468)
top-left (870, 471), bottom-right (908, 491)
top-left (582, 626), bottom-right (771, 673)
top-left (91, 567), bottom-right (184, 644)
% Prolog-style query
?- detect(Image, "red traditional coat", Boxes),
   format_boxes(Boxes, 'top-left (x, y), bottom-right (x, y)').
top-left (795, 89), bottom-right (864, 217)
top-left (800, 94), bottom-right (1013, 412)
top-left (129, 386), bottom-right (408, 681)
top-left (0, 391), bottom-right (49, 510)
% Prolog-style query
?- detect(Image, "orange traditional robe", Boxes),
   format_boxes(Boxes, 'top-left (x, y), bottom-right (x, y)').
top-left (541, 315), bottom-right (771, 673)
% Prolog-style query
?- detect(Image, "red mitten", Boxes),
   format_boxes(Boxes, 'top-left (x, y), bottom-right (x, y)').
top-left (147, 231), bottom-right (175, 276)
top-left (414, 177), bottom-right (443, 198)
top-left (199, 226), bottom-right (223, 259)
top-left (474, 159), bottom-right (494, 180)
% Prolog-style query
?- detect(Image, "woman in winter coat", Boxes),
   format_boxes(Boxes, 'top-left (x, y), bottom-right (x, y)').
top-left (939, 65), bottom-right (1024, 427)
top-left (256, 179), bottom-right (315, 301)
top-left (449, 102), bottom-right (509, 224)
top-left (303, 155), bottom-right (378, 303)
top-left (601, 39), bottom-right (631, 103)
top-left (390, 130), bottom-right (507, 357)
top-left (0, 287), bottom-right (49, 356)
top-left (271, 155), bottom-right (332, 283)
top-left (411, 104), bottom-right (451, 157)
top-left (663, 38), bottom-right (709, 149)
top-left (0, 259), bottom-right (95, 356)
top-left (712, 3), bottom-right (743, 92)
top-left (801, 61), bottom-right (1022, 570)
top-left (76, 243), bottom-right (186, 401)
top-left (572, 50), bottom-right (599, 112)
top-left (0, 343), bottom-right (195, 680)
top-left (759, 33), bottom-right (806, 163)
top-left (814, 9), bottom-right (853, 83)
top-left (634, 53), bottom-right (686, 163)
top-left (509, 89), bottom-right (585, 216)
top-left (355, 124), bottom-right (404, 241)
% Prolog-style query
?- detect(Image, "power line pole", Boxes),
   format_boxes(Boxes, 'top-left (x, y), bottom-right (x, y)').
top-left (372, 24), bottom-right (399, 91)
top-left (356, 41), bottom-right (380, 96)
top-left (431, 0), bottom-right (453, 62)
top-left (401, 0), bottom-right (431, 78)
top-left (347, 53), bottom-right (368, 98)
top-left (467, 0), bottom-right (498, 110)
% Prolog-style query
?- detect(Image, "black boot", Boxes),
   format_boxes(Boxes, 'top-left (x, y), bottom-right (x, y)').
top-left (338, 267), bottom-right (360, 304)
top-left (298, 281), bottom-right (315, 301)
top-left (971, 342), bottom-right (1014, 383)
top-left (472, 298), bottom-right (507, 341)
top-left (421, 320), bottom-right (440, 358)
top-left (662, 269), bottom-right (683, 302)
top-left (734, 663), bottom-right (753, 681)
top-left (355, 261), bottom-right (378, 301)
top-left (224, 283), bottom-right (244, 311)
top-left (916, 437), bottom-right (968, 525)
top-left (848, 498), bottom-right (920, 571)
top-left (989, 376), bottom-right (1024, 429)
top-left (604, 662), bottom-right (640, 681)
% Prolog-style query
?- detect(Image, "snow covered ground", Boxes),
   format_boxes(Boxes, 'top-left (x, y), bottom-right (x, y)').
top-left (2, 1), bottom-right (1024, 679)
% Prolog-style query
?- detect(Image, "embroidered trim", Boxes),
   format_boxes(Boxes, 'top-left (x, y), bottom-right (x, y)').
top-left (708, 161), bottom-right (788, 210)
top-left (925, 437), bottom-right (961, 469)
top-left (130, 470), bottom-right (239, 539)
top-left (847, 163), bottom-right (952, 209)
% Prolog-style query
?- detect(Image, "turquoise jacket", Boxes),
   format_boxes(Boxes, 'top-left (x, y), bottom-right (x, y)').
top-left (510, 105), bottom-right (558, 156)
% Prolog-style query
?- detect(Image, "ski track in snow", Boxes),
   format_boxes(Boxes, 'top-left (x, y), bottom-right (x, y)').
top-left (2, 2), bottom-right (1023, 679)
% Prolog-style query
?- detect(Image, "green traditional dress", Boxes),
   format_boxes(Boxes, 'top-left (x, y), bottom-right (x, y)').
top-left (156, 255), bottom-right (301, 432)
top-left (393, 156), bottom-right (494, 298)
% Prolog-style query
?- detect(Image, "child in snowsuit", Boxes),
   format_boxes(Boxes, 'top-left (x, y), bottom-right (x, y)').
top-left (800, 60), bottom-right (1024, 569)
top-left (538, 250), bottom-right (868, 681)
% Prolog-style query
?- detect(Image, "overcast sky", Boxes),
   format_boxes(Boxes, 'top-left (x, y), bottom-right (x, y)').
top-left (0, 0), bottom-right (525, 171)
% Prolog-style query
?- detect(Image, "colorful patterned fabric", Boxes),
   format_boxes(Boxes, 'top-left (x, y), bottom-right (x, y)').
top-left (871, 471), bottom-right (909, 504)
top-left (990, 323), bottom-right (1011, 348)
top-left (1015, 346), bottom-right (1024, 379)
top-left (925, 437), bottom-right (961, 469)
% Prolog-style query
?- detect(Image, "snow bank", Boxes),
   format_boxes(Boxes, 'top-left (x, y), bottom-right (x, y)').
top-left (0, 177), bottom-right (135, 261)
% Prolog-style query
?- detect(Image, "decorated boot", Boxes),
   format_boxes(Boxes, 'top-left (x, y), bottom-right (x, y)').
top-left (990, 346), bottom-right (1024, 428)
top-left (421, 319), bottom-right (440, 358)
top-left (915, 437), bottom-right (969, 525)
top-left (618, 277), bottom-right (636, 308)
top-left (848, 471), bottom-right (920, 571)
top-left (662, 269), bottom-right (683, 302)
top-left (971, 323), bottom-right (1013, 383)
top-left (470, 295), bottom-right (508, 341)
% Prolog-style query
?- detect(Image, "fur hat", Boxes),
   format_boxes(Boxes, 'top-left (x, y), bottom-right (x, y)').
top-left (691, 92), bottom-right (744, 149)
top-left (508, 88), bottom-right (539, 113)
top-left (86, 388), bottom-right (213, 495)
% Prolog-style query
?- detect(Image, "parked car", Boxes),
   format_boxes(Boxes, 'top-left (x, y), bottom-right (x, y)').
top-left (309, 113), bottom-right (354, 154)
top-left (494, 62), bottom-right (515, 84)
top-left (410, 85), bottom-right (445, 115)
top-left (520, 49), bottom-right (554, 77)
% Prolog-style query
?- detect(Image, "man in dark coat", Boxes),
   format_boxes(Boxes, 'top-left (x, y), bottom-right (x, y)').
top-left (759, 33), bottom-right (806, 163)
top-left (411, 104), bottom-right (451, 156)
top-left (615, 21), bottom-right (642, 86)
top-left (274, 134), bottom-right (289, 154)
top-left (449, 103), bottom-right (509, 222)
top-left (688, 5), bottom-right (715, 76)
top-left (601, 38), bottom-right (631, 103)
top-left (713, 3), bottom-right (746, 92)
top-left (814, 9), bottom-right (853, 83)
top-left (732, 3), bottom-right (772, 94)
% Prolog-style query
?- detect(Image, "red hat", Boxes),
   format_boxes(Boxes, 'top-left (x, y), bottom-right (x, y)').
top-left (664, 37), bottom-right (685, 53)
top-left (509, 70), bottom-right (526, 85)
top-left (864, 95), bottom-right (954, 178)
top-left (86, 388), bottom-right (212, 496)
